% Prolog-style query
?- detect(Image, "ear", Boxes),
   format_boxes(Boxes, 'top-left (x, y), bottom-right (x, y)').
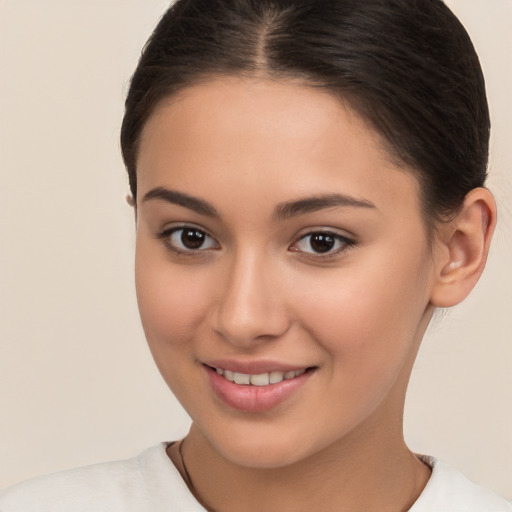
top-left (430, 187), bottom-right (497, 308)
top-left (126, 194), bottom-right (135, 207)
top-left (126, 194), bottom-right (137, 222)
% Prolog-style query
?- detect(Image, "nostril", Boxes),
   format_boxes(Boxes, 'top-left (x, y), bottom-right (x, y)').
top-left (211, 265), bottom-right (291, 345)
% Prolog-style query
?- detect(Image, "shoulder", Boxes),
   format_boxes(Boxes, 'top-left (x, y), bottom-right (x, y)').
top-left (0, 448), bottom-right (149, 512)
top-left (0, 443), bottom-right (199, 512)
top-left (411, 455), bottom-right (512, 512)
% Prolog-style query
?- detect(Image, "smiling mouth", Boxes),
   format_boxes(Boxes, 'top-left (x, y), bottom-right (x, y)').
top-left (207, 365), bottom-right (314, 387)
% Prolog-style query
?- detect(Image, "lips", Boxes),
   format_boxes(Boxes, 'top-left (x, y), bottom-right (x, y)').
top-left (204, 362), bottom-right (315, 412)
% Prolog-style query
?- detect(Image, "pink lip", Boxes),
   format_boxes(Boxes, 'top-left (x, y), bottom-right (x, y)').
top-left (204, 364), bottom-right (314, 413)
top-left (204, 359), bottom-right (308, 374)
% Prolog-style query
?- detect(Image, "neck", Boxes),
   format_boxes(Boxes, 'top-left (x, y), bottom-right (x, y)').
top-left (167, 317), bottom-right (435, 512)
top-left (169, 409), bottom-right (430, 512)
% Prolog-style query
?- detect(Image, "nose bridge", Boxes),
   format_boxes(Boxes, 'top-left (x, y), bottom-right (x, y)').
top-left (213, 247), bottom-right (289, 346)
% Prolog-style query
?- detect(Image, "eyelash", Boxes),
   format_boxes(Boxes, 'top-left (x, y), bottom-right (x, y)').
top-left (157, 225), bottom-right (355, 260)
top-left (290, 231), bottom-right (355, 260)
top-left (157, 225), bottom-right (219, 256)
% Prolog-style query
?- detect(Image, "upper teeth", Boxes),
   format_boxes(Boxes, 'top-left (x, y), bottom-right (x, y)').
top-left (215, 368), bottom-right (306, 386)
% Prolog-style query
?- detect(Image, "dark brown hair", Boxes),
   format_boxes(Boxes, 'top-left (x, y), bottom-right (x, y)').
top-left (121, 0), bottom-right (489, 224)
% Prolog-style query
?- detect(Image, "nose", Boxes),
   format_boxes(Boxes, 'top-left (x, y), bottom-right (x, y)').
top-left (212, 251), bottom-right (291, 347)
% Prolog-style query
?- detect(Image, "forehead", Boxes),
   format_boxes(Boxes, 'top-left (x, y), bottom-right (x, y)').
top-left (136, 77), bottom-right (421, 221)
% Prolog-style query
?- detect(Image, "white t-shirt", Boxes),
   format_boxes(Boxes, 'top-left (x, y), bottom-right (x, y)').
top-left (0, 443), bottom-right (510, 511)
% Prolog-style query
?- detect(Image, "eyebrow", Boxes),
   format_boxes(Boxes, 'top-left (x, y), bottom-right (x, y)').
top-left (142, 187), bottom-right (220, 218)
top-left (273, 194), bottom-right (376, 221)
top-left (142, 187), bottom-right (375, 220)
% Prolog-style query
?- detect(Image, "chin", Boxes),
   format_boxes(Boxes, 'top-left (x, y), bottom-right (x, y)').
top-left (219, 441), bottom-right (304, 469)
top-left (200, 421), bottom-right (324, 469)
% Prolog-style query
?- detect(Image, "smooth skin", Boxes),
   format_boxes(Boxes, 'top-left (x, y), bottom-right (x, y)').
top-left (134, 77), bottom-right (496, 512)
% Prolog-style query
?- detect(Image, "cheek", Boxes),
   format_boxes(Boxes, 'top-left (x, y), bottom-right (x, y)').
top-left (286, 262), bottom-right (430, 434)
top-left (292, 245), bottom-right (431, 377)
top-left (135, 243), bottom-right (211, 355)
top-left (134, 244), bottom-right (220, 407)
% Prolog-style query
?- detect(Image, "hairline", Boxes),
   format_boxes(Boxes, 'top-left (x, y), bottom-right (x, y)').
top-left (131, 70), bottom-right (445, 246)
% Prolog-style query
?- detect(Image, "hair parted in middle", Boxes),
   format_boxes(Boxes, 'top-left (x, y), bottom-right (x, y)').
top-left (121, 0), bottom-right (489, 227)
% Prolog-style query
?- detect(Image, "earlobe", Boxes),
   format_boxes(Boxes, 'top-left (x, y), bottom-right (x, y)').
top-left (430, 188), bottom-right (496, 308)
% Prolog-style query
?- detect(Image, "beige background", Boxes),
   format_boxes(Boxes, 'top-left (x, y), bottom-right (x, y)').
top-left (1, 0), bottom-right (511, 500)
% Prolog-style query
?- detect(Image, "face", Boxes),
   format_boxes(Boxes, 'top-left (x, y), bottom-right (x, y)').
top-left (135, 77), bottom-right (436, 468)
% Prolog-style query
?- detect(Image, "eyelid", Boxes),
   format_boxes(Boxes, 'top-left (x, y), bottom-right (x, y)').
top-left (157, 223), bottom-right (220, 255)
top-left (289, 228), bottom-right (356, 260)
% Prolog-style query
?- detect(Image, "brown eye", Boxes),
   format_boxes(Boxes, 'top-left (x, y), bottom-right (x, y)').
top-left (309, 233), bottom-right (335, 253)
top-left (181, 229), bottom-right (206, 249)
top-left (162, 226), bottom-right (219, 253)
top-left (291, 231), bottom-right (354, 257)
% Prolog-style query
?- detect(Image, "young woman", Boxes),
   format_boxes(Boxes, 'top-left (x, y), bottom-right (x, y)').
top-left (1, 0), bottom-right (511, 510)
